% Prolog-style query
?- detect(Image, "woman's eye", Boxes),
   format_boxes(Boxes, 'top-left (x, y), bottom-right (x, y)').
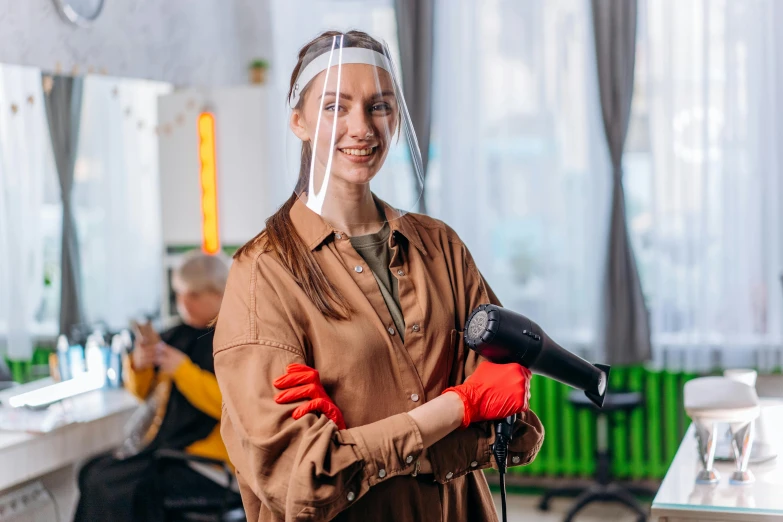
top-left (371, 103), bottom-right (393, 113)
top-left (324, 104), bottom-right (345, 112)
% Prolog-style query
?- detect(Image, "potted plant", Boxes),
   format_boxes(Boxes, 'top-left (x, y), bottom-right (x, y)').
top-left (249, 59), bottom-right (269, 85)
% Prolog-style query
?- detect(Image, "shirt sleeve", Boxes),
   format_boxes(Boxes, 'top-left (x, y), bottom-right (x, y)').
top-left (214, 253), bottom-right (424, 521)
top-left (122, 352), bottom-right (155, 400)
top-left (427, 231), bottom-right (545, 483)
top-left (171, 358), bottom-right (222, 419)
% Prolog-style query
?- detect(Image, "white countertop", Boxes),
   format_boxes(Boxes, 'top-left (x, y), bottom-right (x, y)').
top-left (0, 388), bottom-right (139, 492)
top-left (652, 399), bottom-right (783, 521)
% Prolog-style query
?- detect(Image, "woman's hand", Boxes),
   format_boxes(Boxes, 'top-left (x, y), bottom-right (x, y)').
top-left (442, 361), bottom-right (532, 429)
top-left (273, 363), bottom-right (347, 430)
top-left (155, 343), bottom-right (189, 374)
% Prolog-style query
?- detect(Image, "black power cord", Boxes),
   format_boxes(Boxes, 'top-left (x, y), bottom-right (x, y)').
top-left (492, 414), bottom-right (516, 522)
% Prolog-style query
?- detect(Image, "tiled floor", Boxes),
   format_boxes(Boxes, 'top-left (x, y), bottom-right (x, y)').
top-left (492, 493), bottom-right (650, 521)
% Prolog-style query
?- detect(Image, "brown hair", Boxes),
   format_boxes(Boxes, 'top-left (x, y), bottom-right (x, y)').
top-left (235, 31), bottom-right (384, 320)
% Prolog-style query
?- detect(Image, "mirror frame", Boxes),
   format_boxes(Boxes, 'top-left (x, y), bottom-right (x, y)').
top-left (52, 0), bottom-right (105, 28)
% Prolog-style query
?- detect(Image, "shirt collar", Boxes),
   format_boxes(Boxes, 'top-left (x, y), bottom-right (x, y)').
top-left (289, 195), bottom-right (428, 256)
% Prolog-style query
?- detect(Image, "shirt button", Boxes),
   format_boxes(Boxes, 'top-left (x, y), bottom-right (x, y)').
top-left (378, 469), bottom-right (386, 478)
top-left (512, 456), bottom-right (521, 464)
top-left (388, 327), bottom-right (396, 336)
top-left (411, 324), bottom-right (420, 332)
top-left (410, 393), bottom-right (419, 402)
top-left (354, 266), bottom-right (363, 273)
top-left (446, 472), bottom-right (454, 479)
top-left (347, 491), bottom-right (356, 502)
top-left (335, 233), bottom-right (342, 239)
top-left (397, 269), bottom-right (405, 276)
top-left (470, 461), bottom-right (478, 467)
top-left (406, 455), bottom-right (414, 464)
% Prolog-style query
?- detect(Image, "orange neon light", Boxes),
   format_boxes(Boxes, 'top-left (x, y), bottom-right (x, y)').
top-left (198, 112), bottom-right (220, 255)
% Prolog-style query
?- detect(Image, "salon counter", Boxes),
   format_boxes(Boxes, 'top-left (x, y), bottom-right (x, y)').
top-left (651, 399), bottom-right (783, 522)
top-left (0, 388), bottom-right (138, 521)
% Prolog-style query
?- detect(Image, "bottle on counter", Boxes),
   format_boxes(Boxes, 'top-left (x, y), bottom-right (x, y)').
top-left (85, 332), bottom-right (107, 386)
top-left (107, 334), bottom-right (125, 388)
top-left (56, 335), bottom-right (72, 382)
top-left (68, 341), bottom-right (86, 379)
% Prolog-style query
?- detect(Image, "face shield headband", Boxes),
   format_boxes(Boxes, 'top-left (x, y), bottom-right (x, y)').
top-left (289, 42), bottom-right (393, 109)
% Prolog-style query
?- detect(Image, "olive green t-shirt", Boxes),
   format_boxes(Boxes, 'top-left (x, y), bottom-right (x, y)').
top-left (349, 222), bottom-right (405, 342)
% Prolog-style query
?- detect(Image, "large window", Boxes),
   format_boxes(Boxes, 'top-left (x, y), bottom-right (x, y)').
top-left (626, 0), bottom-right (782, 354)
top-left (428, 0), bottom-right (610, 350)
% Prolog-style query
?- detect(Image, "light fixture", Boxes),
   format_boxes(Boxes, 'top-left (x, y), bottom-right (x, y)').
top-left (7, 373), bottom-right (104, 409)
top-left (198, 112), bottom-right (220, 255)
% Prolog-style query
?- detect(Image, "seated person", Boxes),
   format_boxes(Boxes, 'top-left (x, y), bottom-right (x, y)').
top-left (74, 251), bottom-right (238, 522)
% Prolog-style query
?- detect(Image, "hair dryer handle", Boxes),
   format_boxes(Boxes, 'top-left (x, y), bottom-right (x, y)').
top-left (493, 414), bottom-right (517, 473)
top-left (496, 414), bottom-right (516, 436)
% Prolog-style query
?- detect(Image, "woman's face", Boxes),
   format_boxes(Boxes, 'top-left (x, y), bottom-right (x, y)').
top-left (290, 63), bottom-right (398, 188)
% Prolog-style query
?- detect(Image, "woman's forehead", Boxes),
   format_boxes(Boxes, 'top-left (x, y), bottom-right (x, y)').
top-left (310, 64), bottom-right (394, 96)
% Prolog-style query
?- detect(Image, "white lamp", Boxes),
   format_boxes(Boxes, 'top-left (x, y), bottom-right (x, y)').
top-left (684, 376), bottom-right (760, 485)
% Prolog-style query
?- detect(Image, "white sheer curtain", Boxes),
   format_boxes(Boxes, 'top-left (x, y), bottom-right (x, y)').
top-left (428, 0), bottom-right (610, 350)
top-left (0, 65), bottom-right (52, 359)
top-left (626, 0), bottom-right (782, 368)
top-left (73, 76), bottom-right (172, 331)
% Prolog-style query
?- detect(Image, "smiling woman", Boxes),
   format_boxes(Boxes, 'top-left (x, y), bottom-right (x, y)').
top-left (215, 29), bottom-right (543, 522)
top-left (236, 30), bottom-right (425, 320)
top-left (286, 34), bottom-right (415, 228)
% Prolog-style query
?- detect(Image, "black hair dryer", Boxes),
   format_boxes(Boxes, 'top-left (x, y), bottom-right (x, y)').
top-left (463, 304), bottom-right (611, 522)
top-left (464, 304), bottom-right (610, 407)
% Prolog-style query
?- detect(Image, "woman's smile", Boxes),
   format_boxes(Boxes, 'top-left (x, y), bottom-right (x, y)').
top-left (338, 145), bottom-right (378, 163)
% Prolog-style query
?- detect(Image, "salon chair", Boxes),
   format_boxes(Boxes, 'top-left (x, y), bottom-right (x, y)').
top-left (538, 390), bottom-right (656, 522)
top-left (155, 450), bottom-right (246, 522)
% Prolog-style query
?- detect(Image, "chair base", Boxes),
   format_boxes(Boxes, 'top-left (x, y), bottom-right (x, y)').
top-left (538, 482), bottom-right (654, 522)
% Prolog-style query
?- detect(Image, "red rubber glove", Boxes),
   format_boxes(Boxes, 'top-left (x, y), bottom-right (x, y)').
top-left (273, 363), bottom-right (347, 430)
top-left (442, 361), bottom-right (532, 429)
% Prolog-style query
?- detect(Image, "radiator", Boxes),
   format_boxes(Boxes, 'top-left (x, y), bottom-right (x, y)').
top-left (511, 366), bottom-right (699, 480)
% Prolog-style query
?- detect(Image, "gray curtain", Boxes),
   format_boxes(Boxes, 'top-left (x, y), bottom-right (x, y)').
top-left (394, 0), bottom-right (434, 214)
top-left (592, 0), bottom-right (651, 366)
top-left (44, 75), bottom-right (85, 336)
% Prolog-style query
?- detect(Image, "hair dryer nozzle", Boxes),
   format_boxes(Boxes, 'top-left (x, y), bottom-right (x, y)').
top-left (584, 363), bottom-right (611, 408)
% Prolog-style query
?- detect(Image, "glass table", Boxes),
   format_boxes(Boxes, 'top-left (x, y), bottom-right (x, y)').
top-left (651, 399), bottom-right (783, 521)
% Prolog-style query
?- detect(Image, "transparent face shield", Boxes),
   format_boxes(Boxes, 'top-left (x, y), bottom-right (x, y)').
top-left (286, 34), bottom-right (425, 226)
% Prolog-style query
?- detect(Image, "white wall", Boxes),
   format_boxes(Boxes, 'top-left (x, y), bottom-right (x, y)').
top-left (158, 86), bottom-right (276, 248)
top-left (0, 0), bottom-right (272, 86)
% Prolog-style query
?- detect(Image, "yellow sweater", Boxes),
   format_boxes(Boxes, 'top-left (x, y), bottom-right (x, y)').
top-left (123, 354), bottom-right (231, 467)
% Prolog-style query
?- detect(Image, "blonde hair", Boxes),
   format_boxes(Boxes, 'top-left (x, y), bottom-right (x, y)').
top-left (172, 250), bottom-right (230, 294)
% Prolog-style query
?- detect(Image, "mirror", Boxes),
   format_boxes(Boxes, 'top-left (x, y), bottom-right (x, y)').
top-left (0, 63), bottom-right (172, 367)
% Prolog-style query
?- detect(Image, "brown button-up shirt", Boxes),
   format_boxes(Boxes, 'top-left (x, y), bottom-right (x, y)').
top-left (214, 197), bottom-right (544, 522)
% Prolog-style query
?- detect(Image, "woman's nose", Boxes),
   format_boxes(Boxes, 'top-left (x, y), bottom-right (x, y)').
top-left (346, 108), bottom-right (374, 140)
